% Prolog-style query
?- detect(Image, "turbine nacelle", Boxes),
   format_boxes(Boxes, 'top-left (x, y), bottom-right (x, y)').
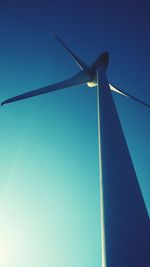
top-left (91, 51), bottom-right (109, 70)
top-left (87, 52), bottom-right (109, 87)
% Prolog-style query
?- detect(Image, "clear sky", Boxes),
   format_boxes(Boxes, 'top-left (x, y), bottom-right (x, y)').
top-left (0, 0), bottom-right (149, 266)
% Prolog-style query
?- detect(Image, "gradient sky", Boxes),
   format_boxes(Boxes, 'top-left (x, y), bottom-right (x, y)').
top-left (0, 1), bottom-right (150, 266)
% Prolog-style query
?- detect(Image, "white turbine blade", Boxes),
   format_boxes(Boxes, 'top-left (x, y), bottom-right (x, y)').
top-left (109, 84), bottom-right (128, 97)
top-left (109, 83), bottom-right (150, 108)
top-left (55, 35), bottom-right (88, 70)
top-left (1, 71), bottom-right (91, 106)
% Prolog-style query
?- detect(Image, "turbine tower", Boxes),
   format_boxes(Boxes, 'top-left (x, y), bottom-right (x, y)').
top-left (2, 36), bottom-right (150, 267)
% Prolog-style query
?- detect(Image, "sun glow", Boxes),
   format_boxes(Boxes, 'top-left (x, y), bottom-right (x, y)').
top-left (0, 247), bottom-right (7, 264)
top-left (0, 222), bottom-right (27, 266)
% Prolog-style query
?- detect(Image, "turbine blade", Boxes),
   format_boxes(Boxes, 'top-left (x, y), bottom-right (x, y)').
top-left (109, 84), bottom-right (150, 108)
top-left (55, 35), bottom-right (88, 70)
top-left (1, 71), bottom-right (91, 106)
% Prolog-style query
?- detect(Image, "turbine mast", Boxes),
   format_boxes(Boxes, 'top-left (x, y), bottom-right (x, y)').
top-left (97, 65), bottom-right (150, 267)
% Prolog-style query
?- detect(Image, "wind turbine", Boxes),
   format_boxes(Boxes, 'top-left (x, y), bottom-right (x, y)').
top-left (1, 36), bottom-right (150, 267)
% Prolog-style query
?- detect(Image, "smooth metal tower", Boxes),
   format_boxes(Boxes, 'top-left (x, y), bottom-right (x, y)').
top-left (97, 63), bottom-right (150, 267)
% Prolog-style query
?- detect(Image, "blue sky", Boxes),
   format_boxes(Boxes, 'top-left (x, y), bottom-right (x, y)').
top-left (0, 0), bottom-right (149, 266)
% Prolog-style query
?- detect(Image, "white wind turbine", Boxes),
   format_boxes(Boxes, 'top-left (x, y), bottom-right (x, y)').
top-left (2, 36), bottom-right (150, 267)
